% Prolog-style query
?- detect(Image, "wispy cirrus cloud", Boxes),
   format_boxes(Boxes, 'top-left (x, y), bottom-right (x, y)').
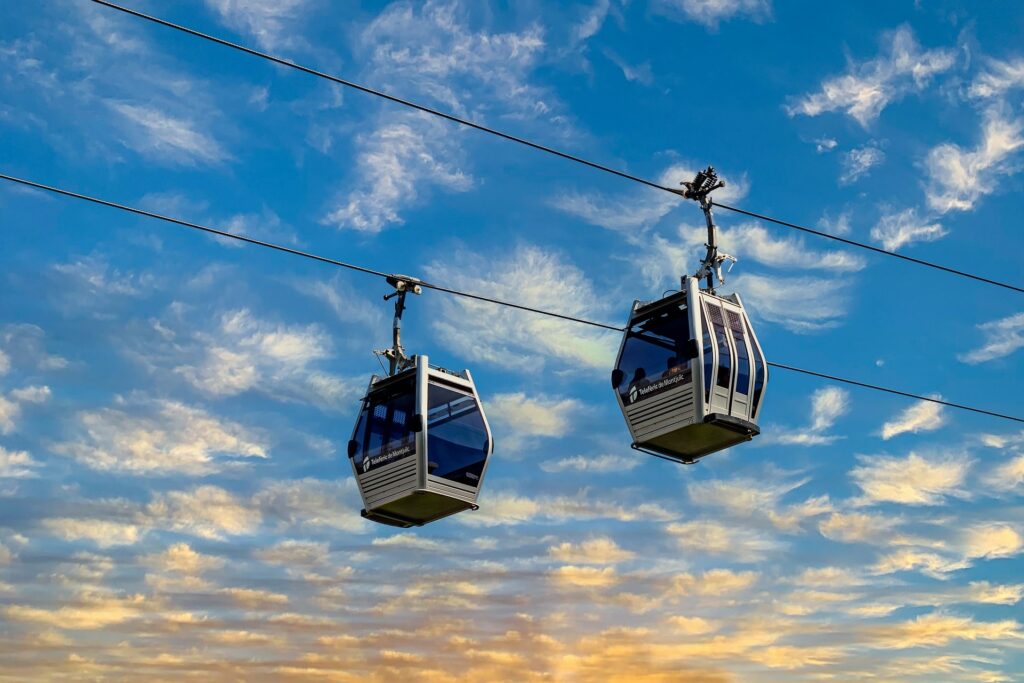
top-left (958, 312), bottom-right (1024, 364)
top-left (924, 110), bottom-right (1024, 214)
top-left (653, 0), bottom-right (772, 30)
top-left (839, 144), bottom-right (885, 184)
top-left (727, 273), bottom-right (853, 333)
top-left (325, 0), bottom-right (554, 233)
top-left (765, 386), bottom-right (849, 446)
top-left (787, 26), bottom-right (955, 127)
top-left (55, 398), bottom-right (267, 476)
top-left (851, 451), bottom-right (970, 506)
top-left (967, 57), bottom-right (1024, 100)
top-left (869, 207), bottom-right (947, 251)
top-left (203, 0), bottom-right (310, 51)
top-left (425, 244), bottom-right (619, 371)
top-left (880, 398), bottom-right (946, 440)
top-left (106, 101), bottom-right (230, 166)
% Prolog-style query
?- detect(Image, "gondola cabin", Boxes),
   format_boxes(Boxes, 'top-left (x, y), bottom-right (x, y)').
top-left (348, 354), bottom-right (493, 527)
top-left (611, 276), bottom-right (767, 464)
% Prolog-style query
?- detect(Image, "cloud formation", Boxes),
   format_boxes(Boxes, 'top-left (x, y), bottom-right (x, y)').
top-left (788, 26), bottom-right (955, 127)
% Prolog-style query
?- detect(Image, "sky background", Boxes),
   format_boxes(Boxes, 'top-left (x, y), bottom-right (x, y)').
top-left (1, 0), bottom-right (1024, 680)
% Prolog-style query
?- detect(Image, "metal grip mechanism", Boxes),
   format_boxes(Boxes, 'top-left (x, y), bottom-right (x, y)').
top-left (376, 274), bottom-right (422, 375)
top-left (680, 166), bottom-right (735, 293)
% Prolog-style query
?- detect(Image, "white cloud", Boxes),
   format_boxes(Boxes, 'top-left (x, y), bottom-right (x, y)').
top-left (602, 49), bottom-right (653, 85)
top-left (840, 145), bottom-right (885, 184)
top-left (141, 542), bottom-right (225, 575)
top-left (107, 101), bottom-right (229, 165)
top-left (851, 451), bottom-right (970, 506)
top-left (253, 478), bottom-right (370, 534)
top-left (549, 537), bottom-right (635, 565)
top-left (571, 0), bottom-right (616, 45)
top-left (666, 520), bottom-right (783, 561)
top-left (924, 110), bottom-right (1024, 214)
top-left (541, 453), bottom-right (640, 473)
top-left (654, 0), bottom-right (772, 29)
top-left (818, 511), bottom-right (899, 543)
top-left (0, 446), bottom-right (40, 478)
top-left (787, 26), bottom-right (955, 127)
top-left (175, 309), bottom-right (359, 410)
top-left (815, 138), bottom-right (838, 153)
top-left (0, 384), bottom-right (50, 435)
top-left (982, 454), bottom-right (1024, 493)
top-left (204, 0), bottom-right (308, 51)
top-left (57, 399), bottom-right (266, 476)
top-left (687, 476), bottom-right (832, 532)
top-left (256, 540), bottom-right (329, 567)
top-left (728, 274), bottom-right (852, 333)
top-left (872, 549), bottom-right (969, 578)
top-left (323, 113), bottom-right (472, 233)
top-left (42, 519), bottom-right (144, 548)
top-left (425, 245), bottom-right (619, 371)
top-left (459, 489), bottom-right (675, 527)
top-left (0, 350), bottom-right (9, 375)
top-left (961, 523), bottom-right (1023, 561)
top-left (487, 392), bottom-right (582, 451)
top-left (297, 276), bottom-right (384, 332)
top-left (372, 534), bottom-right (442, 551)
top-left (880, 398), bottom-right (946, 439)
top-left (324, 1), bottom-right (552, 233)
top-left (818, 210), bottom-right (852, 236)
top-left (3, 591), bottom-right (147, 630)
top-left (767, 386), bottom-right (849, 446)
top-left (958, 312), bottom-right (1024, 364)
top-left (147, 485), bottom-right (258, 540)
top-left (870, 207), bottom-right (947, 251)
top-left (967, 57), bottom-right (1024, 99)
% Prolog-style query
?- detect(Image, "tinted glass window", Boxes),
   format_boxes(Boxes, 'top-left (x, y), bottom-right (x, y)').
top-left (702, 308), bottom-right (713, 403)
top-left (352, 376), bottom-right (417, 474)
top-left (727, 309), bottom-right (750, 395)
top-left (427, 383), bottom-right (489, 486)
top-left (615, 305), bottom-right (693, 406)
top-left (708, 304), bottom-right (732, 390)
top-left (746, 318), bottom-right (766, 414)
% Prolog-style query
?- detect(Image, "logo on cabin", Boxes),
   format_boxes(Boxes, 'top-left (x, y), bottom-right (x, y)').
top-left (629, 385), bottom-right (639, 404)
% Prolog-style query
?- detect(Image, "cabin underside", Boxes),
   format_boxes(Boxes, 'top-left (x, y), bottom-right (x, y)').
top-left (636, 413), bottom-right (759, 464)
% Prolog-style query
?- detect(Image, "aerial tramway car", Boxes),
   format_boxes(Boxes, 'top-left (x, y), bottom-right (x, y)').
top-left (611, 167), bottom-right (768, 464)
top-left (348, 276), bottom-right (493, 527)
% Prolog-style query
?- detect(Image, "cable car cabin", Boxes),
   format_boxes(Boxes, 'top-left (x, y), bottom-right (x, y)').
top-left (611, 277), bottom-right (767, 464)
top-left (348, 354), bottom-right (493, 528)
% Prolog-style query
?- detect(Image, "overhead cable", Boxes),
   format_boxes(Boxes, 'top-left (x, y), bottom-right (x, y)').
top-left (3, 171), bottom-right (1020, 425)
top-left (89, 0), bottom-right (1024, 296)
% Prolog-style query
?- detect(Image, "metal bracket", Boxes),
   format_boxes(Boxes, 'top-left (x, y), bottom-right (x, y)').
top-left (680, 166), bottom-right (734, 294)
top-left (374, 274), bottom-right (422, 376)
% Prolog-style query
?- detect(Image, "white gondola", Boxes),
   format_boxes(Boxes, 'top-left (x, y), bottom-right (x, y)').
top-left (611, 167), bottom-right (768, 464)
top-left (347, 277), bottom-right (493, 527)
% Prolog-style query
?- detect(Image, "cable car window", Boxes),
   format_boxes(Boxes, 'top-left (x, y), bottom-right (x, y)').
top-left (352, 377), bottom-right (417, 473)
top-left (727, 310), bottom-right (750, 395)
top-left (702, 306), bottom-right (714, 402)
top-left (615, 305), bottom-right (693, 405)
top-left (745, 318), bottom-right (766, 413)
top-left (709, 305), bottom-right (732, 390)
top-left (427, 383), bottom-right (489, 486)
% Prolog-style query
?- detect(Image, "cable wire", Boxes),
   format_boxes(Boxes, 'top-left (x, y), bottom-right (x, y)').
top-left (3, 171), bottom-right (1021, 425)
top-left (89, 0), bottom-right (1024, 296)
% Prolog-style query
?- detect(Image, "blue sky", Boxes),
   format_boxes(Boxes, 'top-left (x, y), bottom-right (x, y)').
top-left (1, 0), bottom-right (1024, 680)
